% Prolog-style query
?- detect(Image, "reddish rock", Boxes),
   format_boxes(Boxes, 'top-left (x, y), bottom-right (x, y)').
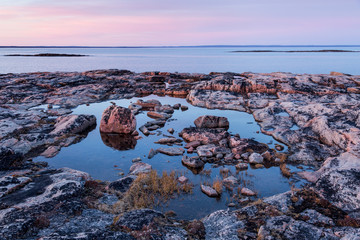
top-left (100, 105), bottom-right (136, 134)
top-left (179, 127), bottom-right (229, 145)
top-left (194, 115), bottom-right (229, 129)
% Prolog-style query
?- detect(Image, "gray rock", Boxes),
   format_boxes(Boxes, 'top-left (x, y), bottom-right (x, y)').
top-left (157, 147), bottom-right (185, 156)
top-left (129, 162), bottom-right (152, 175)
top-left (51, 114), bottom-right (96, 135)
top-left (201, 185), bottom-right (219, 197)
top-left (235, 163), bottom-right (248, 170)
top-left (182, 155), bottom-right (204, 169)
top-left (148, 148), bottom-right (157, 159)
top-left (108, 175), bottom-right (136, 192)
top-left (197, 144), bottom-right (216, 157)
top-left (249, 152), bottom-right (264, 164)
top-left (202, 209), bottom-right (244, 240)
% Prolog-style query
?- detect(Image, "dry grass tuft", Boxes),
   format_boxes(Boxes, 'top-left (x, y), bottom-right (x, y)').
top-left (122, 170), bottom-right (191, 210)
top-left (212, 178), bottom-right (223, 194)
top-left (280, 164), bottom-right (292, 178)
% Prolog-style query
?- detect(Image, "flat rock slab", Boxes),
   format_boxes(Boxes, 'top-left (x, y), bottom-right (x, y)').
top-left (201, 185), bottom-right (220, 197)
top-left (129, 162), bottom-right (152, 175)
top-left (51, 114), bottom-right (96, 135)
top-left (182, 155), bottom-right (205, 168)
top-left (157, 147), bottom-right (185, 156)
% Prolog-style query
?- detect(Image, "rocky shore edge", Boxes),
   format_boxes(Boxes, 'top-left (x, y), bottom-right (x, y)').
top-left (1, 69), bottom-right (360, 239)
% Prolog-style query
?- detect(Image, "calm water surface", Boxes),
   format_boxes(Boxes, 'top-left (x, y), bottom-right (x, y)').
top-left (1, 46), bottom-right (360, 74)
top-left (35, 95), bottom-right (311, 219)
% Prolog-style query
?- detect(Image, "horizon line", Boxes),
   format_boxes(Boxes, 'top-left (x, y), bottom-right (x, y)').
top-left (1, 45), bottom-right (360, 48)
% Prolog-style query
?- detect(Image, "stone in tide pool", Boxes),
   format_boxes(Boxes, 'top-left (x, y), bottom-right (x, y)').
top-left (194, 115), bottom-right (229, 129)
top-left (100, 105), bottom-right (136, 134)
top-left (249, 153), bottom-right (264, 164)
top-left (129, 162), bottom-right (152, 175)
top-left (201, 185), bottom-right (220, 197)
top-left (157, 147), bottom-right (185, 156)
top-left (241, 187), bottom-right (256, 196)
top-left (182, 155), bottom-right (205, 169)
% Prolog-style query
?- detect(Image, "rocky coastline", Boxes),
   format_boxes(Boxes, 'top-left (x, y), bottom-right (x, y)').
top-left (1, 69), bottom-right (360, 239)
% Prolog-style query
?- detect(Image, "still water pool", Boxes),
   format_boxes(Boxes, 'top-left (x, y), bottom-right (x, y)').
top-left (35, 95), bottom-right (311, 219)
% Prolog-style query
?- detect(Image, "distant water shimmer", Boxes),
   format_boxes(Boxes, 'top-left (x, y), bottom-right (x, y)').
top-left (1, 46), bottom-right (360, 74)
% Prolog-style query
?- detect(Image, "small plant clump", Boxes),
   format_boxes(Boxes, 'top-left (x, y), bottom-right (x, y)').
top-left (212, 178), bottom-right (223, 194)
top-left (123, 170), bottom-right (192, 209)
top-left (280, 164), bottom-right (292, 178)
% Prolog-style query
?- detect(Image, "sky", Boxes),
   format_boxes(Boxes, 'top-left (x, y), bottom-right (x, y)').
top-left (0, 0), bottom-right (360, 46)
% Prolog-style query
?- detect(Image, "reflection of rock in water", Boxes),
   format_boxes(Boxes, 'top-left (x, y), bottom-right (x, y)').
top-left (100, 133), bottom-right (137, 151)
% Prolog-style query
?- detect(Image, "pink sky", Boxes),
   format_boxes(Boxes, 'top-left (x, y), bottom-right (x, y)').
top-left (1, 0), bottom-right (359, 46)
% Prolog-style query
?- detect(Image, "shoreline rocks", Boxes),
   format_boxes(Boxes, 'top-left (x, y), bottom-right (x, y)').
top-left (1, 69), bottom-right (360, 239)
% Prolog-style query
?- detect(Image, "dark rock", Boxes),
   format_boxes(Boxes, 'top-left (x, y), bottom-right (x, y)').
top-left (108, 176), bottom-right (136, 192)
top-left (0, 147), bottom-right (24, 170)
top-left (187, 220), bottom-right (206, 239)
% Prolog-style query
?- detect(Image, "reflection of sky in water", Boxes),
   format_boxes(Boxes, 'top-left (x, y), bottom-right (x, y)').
top-left (35, 95), bottom-right (311, 220)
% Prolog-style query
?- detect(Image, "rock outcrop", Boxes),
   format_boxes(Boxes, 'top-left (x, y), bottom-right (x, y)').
top-left (100, 105), bottom-right (136, 134)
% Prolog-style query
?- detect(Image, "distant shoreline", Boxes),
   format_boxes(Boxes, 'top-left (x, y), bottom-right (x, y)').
top-left (5, 53), bottom-right (88, 57)
top-left (231, 49), bottom-right (359, 53)
top-left (1, 45), bottom-right (360, 49)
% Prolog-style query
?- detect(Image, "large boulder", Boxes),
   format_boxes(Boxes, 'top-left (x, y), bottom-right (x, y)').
top-left (194, 115), bottom-right (229, 129)
top-left (100, 105), bottom-right (136, 134)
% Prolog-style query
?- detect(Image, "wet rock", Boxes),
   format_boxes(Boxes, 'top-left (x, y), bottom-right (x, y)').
top-left (194, 115), bottom-right (229, 129)
top-left (230, 137), bottom-right (269, 154)
top-left (132, 157), bottom-right (141, 162)
top-left (52, 114), bottom-right (96, 135)
top-left (167, 128), bottom-right (175, 134)
top-left (184, 140), bottom-right (202, 149)
top-left (249, 152), bottom-right (264, 164)
top-left (154, 138), bottom-right (182, 145)
top-left (241, 187), bottom-right (256, 196)
top-left (201, 185), bottom-right (219, 197)
top-left (147, 111), bottom-right (172, 119)
top-left (180, 105), bottom-right (189, 111)
top-left (235, 163), bottom-right (248, 170)
top-left (128, 103), bottom-right (142, 115)
top-left (108, 175), bottom-right (136, 192)
top-left (147, 148), bottom-right (157, 159)
top-left (178, 176), bottom-right (188, 184)
top-left (202, 209), bottom-right (244, 240)
top-left (100, 105), bottom-right (136, 134)
top-left (157, 147), bottom-right (185, 156)
top-left (182, 155), bottom-right (205, 169)
top-left (129, 162), bottom-right (152, 175)
top-left (173, 103), bottom-right (181, 109)
top-left (139, 125), bottom-right (150, 135)
top-left (41, 145), bottom-right (60, 158)
top-left (223, 176), bottom-right (237, 185)
top-left (197, 144), bottom-right (216, 157)
top-left (136, 99), bottom-right (161, 110)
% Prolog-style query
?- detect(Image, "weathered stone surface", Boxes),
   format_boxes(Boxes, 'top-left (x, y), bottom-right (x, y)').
top-left (182, 155), bottom-right (204, 169)
top-left (147, 111), bottom-right (171, 119)
top-left (129, 162), bottom-right (152, 175)
top-left (197, 144), bottom-right (216, 157)
top-left (235, 163), bottom-right (248, 170)
top-left (201, 185), bottom-right (219, 197)
top-left (241, 187), bottom-right (256, 196)
top-left (52, 114), bottom-right (96, 135)
top-left (154, 137), bottom-right (182, 145)
top-left (113, 209), bottom-right (186, 239)
top-left (100, 105), bottom-right (136, 134)
top-left (249, 152), bottom-right (264, 164)
top-left (157, 147), bottom-right (185, 156)
top-left (194, 115), bottom-right (229, 129)
top-left (179, 127), bottom-right (229, 145)
top-left (202, 209), bottom-right (244, 240)
top-left (108, 175), bottom-right (136, 192)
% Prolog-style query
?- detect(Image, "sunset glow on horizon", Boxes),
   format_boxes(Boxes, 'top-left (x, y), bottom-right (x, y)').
top-left (1, 0), bottom-right (359, 46)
